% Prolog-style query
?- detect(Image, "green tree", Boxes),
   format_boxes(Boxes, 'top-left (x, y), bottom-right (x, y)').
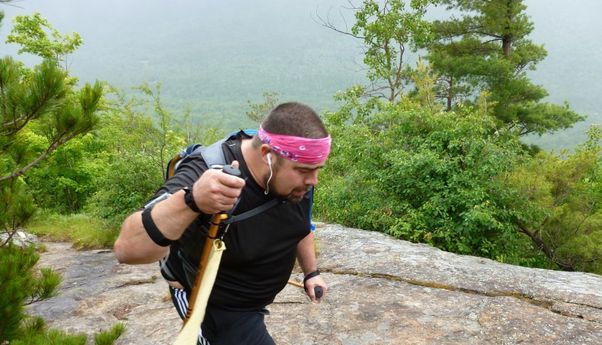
top-left (427, 0), bottom-right (584, 135)
top-left (0, 245), bottom-right (61, 342)
top-left (0, 25), bottom-right (89, 341)
top-left (6, 12), bottom-right (82, 68)
top-left (245, 91), bottom-right (279, 124)
top-left (1, 245), bottom-right (124, 344)
top-left (136, 83), bottom-right (183, 180)
top-left (1, 13), bottom-right (124, 343)
top-left (0, 57), bottom-right (103, 232)
top-left (323, 0), bottom-right (432, 102)
top-left (25, 133), bottom-right (100, 213)
top-left (502, 127), bottom-right (602, 273)
top-left (83, 85), bottom-right (186, 225)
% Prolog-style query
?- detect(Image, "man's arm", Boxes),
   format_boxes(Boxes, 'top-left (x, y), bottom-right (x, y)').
top-left (296, 231), bottom-right (327, 302)
top-left (114, 166), bottom-right (245, 264)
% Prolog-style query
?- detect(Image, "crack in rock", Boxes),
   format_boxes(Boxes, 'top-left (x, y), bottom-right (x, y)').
top-left (322, 268), bottom-right (602, 324)
top-left (272, 301), bottom-right (305, 305)
top-left (115, 276), bottom-right (157, 288)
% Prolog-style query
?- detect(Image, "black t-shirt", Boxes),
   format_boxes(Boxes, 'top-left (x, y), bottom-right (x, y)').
top-left (153, 136), bottom-right (311, 311)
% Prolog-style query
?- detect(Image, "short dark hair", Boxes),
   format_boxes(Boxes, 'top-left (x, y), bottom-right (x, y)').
top-left (262, 102), bottom-right (328, 138)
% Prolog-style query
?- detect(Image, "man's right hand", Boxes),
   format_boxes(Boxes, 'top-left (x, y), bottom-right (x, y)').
top-left (192, 161), bottom-right (245, 214)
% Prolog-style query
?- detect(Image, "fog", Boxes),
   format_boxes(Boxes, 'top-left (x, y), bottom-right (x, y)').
top-left (1, 0), bottom-right (600, 148)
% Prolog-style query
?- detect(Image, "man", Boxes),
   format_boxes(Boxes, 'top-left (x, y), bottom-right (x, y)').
top-left (114, 102), bottom-right (329, 345)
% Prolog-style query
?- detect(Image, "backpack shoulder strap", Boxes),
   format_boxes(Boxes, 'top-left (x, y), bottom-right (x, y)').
top-left (223, 198), bottom-right (284, 224)
top-left (198, 129), bottom-right (258, 169)
top-left (308, 187), bottom-right (316, 231)
top-left (198, 139), bottom-right (227, 168)
top-left (165, 144), bottom-right (202, 180)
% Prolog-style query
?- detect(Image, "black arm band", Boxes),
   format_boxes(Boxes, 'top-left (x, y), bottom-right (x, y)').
top-left (183, 187), bottom-right (202, 213)
top-left (141, 206), bottom-right (174, 247)
top-left (303, 270), bottom-right (320, 284)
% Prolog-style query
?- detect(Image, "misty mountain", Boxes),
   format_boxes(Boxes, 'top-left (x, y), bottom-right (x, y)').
top-left (1, 0), bottom-right (600, 149)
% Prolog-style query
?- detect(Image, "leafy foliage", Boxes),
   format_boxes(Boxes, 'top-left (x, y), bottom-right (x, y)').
top-left (317, 93), bottom-right (550, 266)
top-left (313, 0), bottom-right (602, 273)
top-left (6, 12), bottom-right (82, 64)
top-left (82, 86), bottom-right (186, 225)
top-left (346, 0), bottom-right (432, 102)
top-left (26, 133), bottom-right (100, 213)
top-left (0, 177), bottom-right (36, 232)
top-left (0, 245), bottom-right (38, 341)
top-left (24, 83), bottom-right (193, 227)
top-left (0, 56), bottom-right (103, 230)
top-left (501, 127), bottom-right (602, 272)
top-left (81, 123), bottom-right (155, 223)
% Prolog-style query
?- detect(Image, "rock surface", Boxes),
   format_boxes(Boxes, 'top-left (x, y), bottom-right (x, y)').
top-left (1, 229), bottom-right (40, 248)
top-left (28, 224), bottom-right (602, 344)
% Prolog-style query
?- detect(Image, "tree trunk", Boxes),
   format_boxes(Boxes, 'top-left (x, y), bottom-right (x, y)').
top-left (502, 37), bottom-right (512, 57)
top-left (517, 223), bottom-right (575, 271)
top-left (502, 0), bottom-right (514, 57)
top-left (447, 77), bottom-right (453, 111)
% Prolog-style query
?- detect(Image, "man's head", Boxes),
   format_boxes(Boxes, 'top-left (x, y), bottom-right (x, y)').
top-left (260, 102), bottom-right (329, 140)
top-left (253, 102), bottom-right (330, 203)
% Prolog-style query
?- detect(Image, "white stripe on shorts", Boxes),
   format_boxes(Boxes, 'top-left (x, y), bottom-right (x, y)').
top-left (171, 287), bottom-right (210, 345)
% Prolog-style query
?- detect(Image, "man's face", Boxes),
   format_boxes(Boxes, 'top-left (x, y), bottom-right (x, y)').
top-left (267, 154), bottom-right (325, 203)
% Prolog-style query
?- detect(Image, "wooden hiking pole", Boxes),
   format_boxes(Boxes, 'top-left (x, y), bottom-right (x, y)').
top-left (173, 165), bottom-right (240, 345)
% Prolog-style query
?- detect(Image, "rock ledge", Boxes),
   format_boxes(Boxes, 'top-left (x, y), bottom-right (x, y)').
top-left (29, 224), bottom-right (602, 344)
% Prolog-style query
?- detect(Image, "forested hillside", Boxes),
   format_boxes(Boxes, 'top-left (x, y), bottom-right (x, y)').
top-left (1, 0), bottom-right (601, 149)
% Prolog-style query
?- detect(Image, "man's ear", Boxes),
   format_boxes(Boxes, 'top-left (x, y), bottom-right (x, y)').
top-left (260, 144), bottom-right (272, 164)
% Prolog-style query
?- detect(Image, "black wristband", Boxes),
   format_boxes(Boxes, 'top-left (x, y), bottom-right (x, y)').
top-left (141, 206), bottom-right (173, 247)
top-left (303, 270), bottom-right (320, 284)
top-left (183, 187), bottom-right (202, 213)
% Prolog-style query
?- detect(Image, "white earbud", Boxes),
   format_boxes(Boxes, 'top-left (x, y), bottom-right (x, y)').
top-left (265, 153), bottom-right (273, 195)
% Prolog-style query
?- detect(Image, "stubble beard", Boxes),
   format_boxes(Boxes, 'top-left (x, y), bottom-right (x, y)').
top-left (286, 188), bottom-right (310, 204)
top-left (264, 172), bottom-right (309, 204)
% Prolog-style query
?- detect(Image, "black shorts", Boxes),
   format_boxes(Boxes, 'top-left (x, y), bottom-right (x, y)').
top-left (169, 287), bottom-right (276, 345)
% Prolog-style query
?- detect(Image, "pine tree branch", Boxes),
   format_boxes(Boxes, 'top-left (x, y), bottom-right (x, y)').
top-left (472, 30), bottom-right (502, 40)
top-left (0, 0), bottom-right (23, 8)
top-left (1, 229), bottom-right (17, 247)
top-left (0, 129), bottom-right (83, 183)
top-left (3, 86), bottom-right (57, 136)
top-left (3, 113), bottom-right (36, 134)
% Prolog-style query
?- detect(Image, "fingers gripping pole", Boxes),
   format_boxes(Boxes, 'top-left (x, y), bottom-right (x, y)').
top-left (173, 239), bottom-right (226, 345)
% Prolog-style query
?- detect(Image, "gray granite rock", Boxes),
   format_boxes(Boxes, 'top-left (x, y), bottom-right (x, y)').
top-left (28, 224), bottom-right (602, 344)
top-left (1, 230), bottom-right (39, 248)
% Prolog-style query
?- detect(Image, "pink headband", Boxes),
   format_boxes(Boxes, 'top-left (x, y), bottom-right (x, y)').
top-left (258, 127), bottom-right (331, 165)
